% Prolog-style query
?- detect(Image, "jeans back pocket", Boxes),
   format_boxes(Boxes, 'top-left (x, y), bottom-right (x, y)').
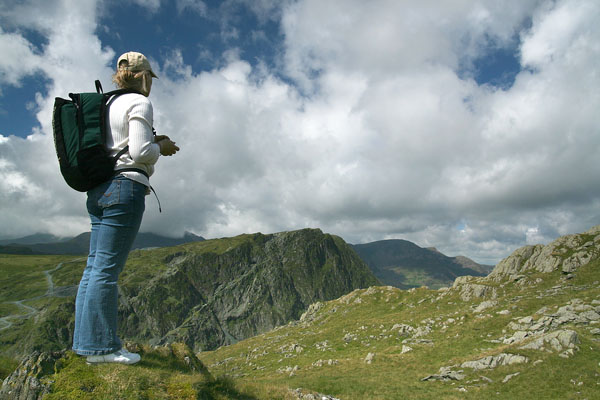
top-left (98, 179), bottom-right (122, 208)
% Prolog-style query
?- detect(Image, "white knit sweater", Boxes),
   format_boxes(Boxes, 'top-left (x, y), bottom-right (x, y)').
top-left (106, 93), bottom-right (160, 188)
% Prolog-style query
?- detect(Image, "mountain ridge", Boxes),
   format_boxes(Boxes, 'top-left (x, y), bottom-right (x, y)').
top-left (0, 232), bottom-right (205, 255)
top-left (352, 239), bottom-right (493, 289)
top-left (0, 228), bottom-right (378, 358)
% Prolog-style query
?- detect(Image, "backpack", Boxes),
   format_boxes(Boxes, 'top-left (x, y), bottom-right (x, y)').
top-left (52, 80), bottom-right (145, 192)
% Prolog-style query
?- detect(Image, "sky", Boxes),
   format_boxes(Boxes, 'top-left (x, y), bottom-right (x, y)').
top-left (1, 0), bottom-right (599, 265)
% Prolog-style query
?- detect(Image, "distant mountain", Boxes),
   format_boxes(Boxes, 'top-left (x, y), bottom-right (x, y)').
top-left (0, 232), bottom-right (205, 255)
top-left (352, 239), bottom-right (494, 289)
top-left (0, 233), bottom-right (67, 246)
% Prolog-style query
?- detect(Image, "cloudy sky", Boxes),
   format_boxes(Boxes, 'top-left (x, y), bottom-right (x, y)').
top-left (1, 0), bottom-right (599, 264)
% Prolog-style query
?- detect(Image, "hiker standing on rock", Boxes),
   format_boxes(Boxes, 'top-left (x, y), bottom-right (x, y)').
top-left (72, 52), bottom-right (179, 364)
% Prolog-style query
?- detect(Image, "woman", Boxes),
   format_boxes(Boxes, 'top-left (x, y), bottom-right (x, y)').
top-left (72, 51), bottom-right (179, 364)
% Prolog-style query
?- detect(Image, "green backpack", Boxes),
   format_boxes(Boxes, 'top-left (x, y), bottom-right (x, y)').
top-left (52, 80), bottom-right (144, 192)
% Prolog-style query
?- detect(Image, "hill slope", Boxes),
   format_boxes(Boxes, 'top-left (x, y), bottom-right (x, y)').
top-left (3, 226), bottom-right (600, 399)
top-left (0, 229), bottom-right (378, 358)
top-left (352, 239), bottom-right (493, 289)
top-left (193, 225), bottom-right (600, 399)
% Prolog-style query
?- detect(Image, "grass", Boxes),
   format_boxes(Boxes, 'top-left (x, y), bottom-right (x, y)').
top-left (2, 231), bottom-right (600, 399)
top-left (0, 254), bottom-right (78, 302)
top-left (45, 344), bottom-right (258, 400)
top-left (197, 260), bottom-right (600, 399)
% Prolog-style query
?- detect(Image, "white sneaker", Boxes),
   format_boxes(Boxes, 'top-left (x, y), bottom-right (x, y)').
top-left (86, 349), bottom-right (141, 365)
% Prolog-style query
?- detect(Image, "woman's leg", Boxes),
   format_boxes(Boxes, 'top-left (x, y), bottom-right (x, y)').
top-left (72, 213), bottom-right (100, 351)
top-left (73, 177), bottom-right (145, 356)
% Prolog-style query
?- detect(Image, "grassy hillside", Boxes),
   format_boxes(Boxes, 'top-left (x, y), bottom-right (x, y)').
top-left (197, 258), bottom-right (600, 399)
top-left (11, 257), bottom-right (597, 399)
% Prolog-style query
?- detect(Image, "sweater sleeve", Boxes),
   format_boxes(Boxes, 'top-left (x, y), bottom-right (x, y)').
top-left (128, 97), bottom-right (160, 164)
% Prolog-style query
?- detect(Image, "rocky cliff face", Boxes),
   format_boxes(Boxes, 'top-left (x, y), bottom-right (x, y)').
top-left (447, 225), bottom-right (600, 307)
top-left (118, 228), bottom-right (379, 352)
top-left (488, 225), bottom-right (600, 280)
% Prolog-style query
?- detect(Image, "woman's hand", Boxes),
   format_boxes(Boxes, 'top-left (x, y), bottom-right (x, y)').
top-left (156, 135), bottom-right (180, 156)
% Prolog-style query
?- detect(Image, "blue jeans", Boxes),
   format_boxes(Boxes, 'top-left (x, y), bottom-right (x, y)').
top-left (73, 176), bottom-right (146, 355)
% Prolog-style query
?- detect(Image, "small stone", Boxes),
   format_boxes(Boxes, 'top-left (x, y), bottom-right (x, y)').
top-left (559, 349), bottom-right (575, 358)
top-left (401, 345), bottom-right (413, 354)
top-left (502, 372), bottom-right (520, 383)
top-left (364, 352), bottom-right (375, 364)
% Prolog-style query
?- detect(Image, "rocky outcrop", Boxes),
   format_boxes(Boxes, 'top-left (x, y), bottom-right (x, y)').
top-left (460, 353), bottom-right (529, 370)
top-left (1, 229), bottom-right (378, 361)
top-left (0, 351), bottom-right (64, 400)
top-left (119, 229), bottom-right (379, 352)
top-left (489, 226), bottom-right (600, 280)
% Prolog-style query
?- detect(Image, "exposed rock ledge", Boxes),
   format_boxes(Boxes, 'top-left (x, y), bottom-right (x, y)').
top-left (488, 225), bottom-right (600, 280)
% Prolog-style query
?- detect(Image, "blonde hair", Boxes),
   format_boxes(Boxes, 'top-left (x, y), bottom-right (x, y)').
top-left (112, 60), bottom-right (152, 95)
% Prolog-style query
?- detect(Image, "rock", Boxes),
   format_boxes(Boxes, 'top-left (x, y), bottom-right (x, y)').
top-left (315, 341), bottom-right (330, 351)
top-left (391, 324), bottom-right (415, 336)
top-left (422, 367), bottom-right (465, 381)
top-left (364, 352), bottom-right (375, 364)
top-left (503, 330), bottom-right (534, 345)
top-left (301, 302), bottom-right (324, 323)
top-left (502, 372), bottom-right (520, 383)
top-left (489, 245), bottom-right (544, 279)
top-left (413, 325), bottom-right (432, 338)
top-left (474, 301), bottom-right (497, 313)
top-left (0, 351), bottom-right (65, 400)
top-left (519, 330), bottom-right (579, 352)
top-left (117, 229), bottom-right (380, 354)
top-left (401, 345), bottom-right (413, 354)
top-left (461, 353), bottom-right (528, 370)
top-left (580, 310), bottom-right (600, 321)
top-left (458, 284), bottom-right (497, 301)
top-left (488, 227), bottom-right (600, 279)
top-left (312, 359), bottom-right (338, 368)
top-left (343, 333), bottom-right (357, 342)
top-left (559, 349), bottom-right (575, 358)
top-left (562, 251), bottom-right (594, 273)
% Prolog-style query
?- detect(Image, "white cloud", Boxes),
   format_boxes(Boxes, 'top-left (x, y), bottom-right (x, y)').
top-left (0, 27), bottom-right (43, 86)
top-left (176, 0), bottom-right (207, 16)
top-left (1, 0), bottom-right (599, 265)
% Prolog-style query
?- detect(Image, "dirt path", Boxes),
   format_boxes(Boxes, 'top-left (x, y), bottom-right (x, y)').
top-left (0, 258), bottom-right (85, 331)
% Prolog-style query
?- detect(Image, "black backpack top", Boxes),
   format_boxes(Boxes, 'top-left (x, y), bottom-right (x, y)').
top-left (52, 80), bottom-right (145, 192)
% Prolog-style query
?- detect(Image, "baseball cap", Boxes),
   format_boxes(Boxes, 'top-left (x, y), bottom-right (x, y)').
top-left (117, 51), bottom-right (158, 78)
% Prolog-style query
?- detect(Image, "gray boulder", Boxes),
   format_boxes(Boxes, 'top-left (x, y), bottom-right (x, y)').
top-left (461, 353), bottom-right (528, 370)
